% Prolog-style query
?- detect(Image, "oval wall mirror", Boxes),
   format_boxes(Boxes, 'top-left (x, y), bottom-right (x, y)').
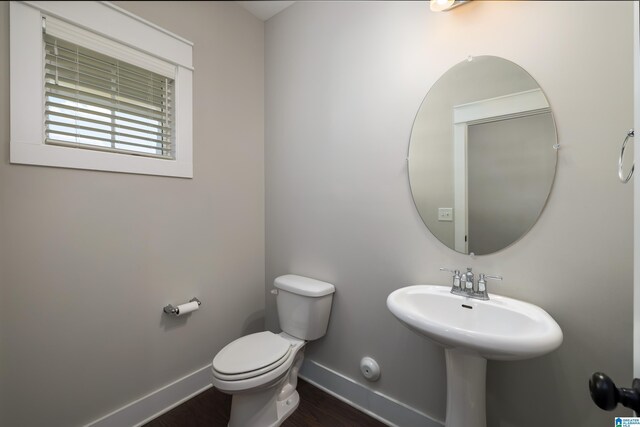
top-left (408, 56), bottom-right (557, 255)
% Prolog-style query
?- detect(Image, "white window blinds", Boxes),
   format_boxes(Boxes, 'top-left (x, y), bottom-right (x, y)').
top-left (43, 20), bottom-right (175, 159)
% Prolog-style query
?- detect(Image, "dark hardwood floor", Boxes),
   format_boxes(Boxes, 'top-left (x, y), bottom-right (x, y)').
top-left (144, 379), bottom-right (387, 427)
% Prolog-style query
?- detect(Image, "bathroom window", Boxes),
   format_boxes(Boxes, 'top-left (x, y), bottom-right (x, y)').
top-left (10, 1), bottom-right (194, 177)
top-left (44, 29), bottom-right (175, 159)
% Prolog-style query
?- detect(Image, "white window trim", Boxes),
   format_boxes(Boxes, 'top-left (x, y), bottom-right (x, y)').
top-left (10, 1), bottom-right (194, 178)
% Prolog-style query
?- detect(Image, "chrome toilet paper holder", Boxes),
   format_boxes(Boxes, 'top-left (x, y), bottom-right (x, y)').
top-left (163, 297), bottom-right (201, 316)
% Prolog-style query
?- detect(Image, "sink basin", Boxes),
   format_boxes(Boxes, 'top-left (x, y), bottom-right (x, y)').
top-left (387, 284), bottom-right (563, 427)
top-left (386, 284), bottom-right (562, 360)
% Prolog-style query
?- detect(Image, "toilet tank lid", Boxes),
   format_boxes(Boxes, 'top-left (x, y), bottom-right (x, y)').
top-left (274, 274), bottom-right (335, 297)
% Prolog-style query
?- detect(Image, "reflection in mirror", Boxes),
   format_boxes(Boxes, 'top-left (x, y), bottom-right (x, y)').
top-left (408, 56), bottom-right (557, 255)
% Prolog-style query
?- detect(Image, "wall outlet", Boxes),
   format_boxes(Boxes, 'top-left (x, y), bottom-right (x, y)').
top-left (438, 208), bottom-right (453, 221)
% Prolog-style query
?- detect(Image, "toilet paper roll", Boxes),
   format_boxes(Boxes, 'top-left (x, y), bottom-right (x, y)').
top-left (176, 301), bottom-right (199, 316)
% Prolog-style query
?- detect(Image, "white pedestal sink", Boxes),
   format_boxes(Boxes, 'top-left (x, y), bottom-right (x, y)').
top-left (386, 285), bottom-right (562, 427)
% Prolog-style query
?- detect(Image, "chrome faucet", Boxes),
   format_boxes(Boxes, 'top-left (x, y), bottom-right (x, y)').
top-left (440, 267), bottom-right (503, 300)
top-left (463, 268), bottom-right (474, 292)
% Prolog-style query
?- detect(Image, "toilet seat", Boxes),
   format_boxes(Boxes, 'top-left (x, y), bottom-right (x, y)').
top-left (213, 332), bottom-right (293, 381)
top-left (211, 332), bottom-right (305, 394)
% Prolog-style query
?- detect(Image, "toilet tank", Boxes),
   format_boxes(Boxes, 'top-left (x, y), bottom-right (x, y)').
top-left (274, 275), bottom-right (335, 341)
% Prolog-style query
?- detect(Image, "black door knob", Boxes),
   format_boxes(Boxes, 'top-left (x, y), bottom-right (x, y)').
top-left (590, 372), bottom-right (640, 414)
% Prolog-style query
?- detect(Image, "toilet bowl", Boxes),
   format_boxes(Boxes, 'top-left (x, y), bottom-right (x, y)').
top-left (211, 274), bottom-right (335, 427)
top-left (212, 332), bottom-right (306, 427)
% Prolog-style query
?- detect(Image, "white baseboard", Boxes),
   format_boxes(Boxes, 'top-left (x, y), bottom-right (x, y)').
top-left (299, 359), bottom-right (444, 427)
top-left (83, 359), bottom-right (443, 427)
top-left (84, 364), bottom-right (213, 427)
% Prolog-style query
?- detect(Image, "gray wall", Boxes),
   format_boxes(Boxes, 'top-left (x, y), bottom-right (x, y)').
top-left (265, 1), bottom-right (633, 426)
top-left (0, 2), bottom-right (265, 426)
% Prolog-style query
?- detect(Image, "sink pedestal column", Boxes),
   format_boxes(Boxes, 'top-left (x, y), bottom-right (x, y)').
top-left (445, 349), bottom-right (487, 427)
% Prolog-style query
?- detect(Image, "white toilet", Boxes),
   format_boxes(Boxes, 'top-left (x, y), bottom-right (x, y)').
top-left (211, 274), bottom-right (335, 427)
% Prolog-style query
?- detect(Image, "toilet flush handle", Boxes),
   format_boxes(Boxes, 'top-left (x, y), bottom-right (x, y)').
top-left (270, 289), bottom-right (279, 295)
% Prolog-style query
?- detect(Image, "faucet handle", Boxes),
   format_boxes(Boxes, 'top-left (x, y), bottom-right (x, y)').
top-left (477, 274), bottom-right (502, 294)
top-left (440, 268), bottom-right (462, 279)
top-left (440, 268), bottom-right (462, 290)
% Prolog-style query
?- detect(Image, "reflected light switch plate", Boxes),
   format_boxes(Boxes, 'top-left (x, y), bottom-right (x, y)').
top-left (438, 208), bottom-right (453, 221)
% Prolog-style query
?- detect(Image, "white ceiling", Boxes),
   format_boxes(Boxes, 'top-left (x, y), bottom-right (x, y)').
top-left (237, 1), bottom-right (295, 21)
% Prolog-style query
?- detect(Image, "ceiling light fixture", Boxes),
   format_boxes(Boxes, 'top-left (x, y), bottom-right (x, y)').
top-left (430, 0), bottom-right (470, 12)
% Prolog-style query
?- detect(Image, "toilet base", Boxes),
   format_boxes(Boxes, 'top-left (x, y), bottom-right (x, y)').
top-left (225, 344), bottom-right (305, 427)
top-left (275, 390), bottom-right (299, 425)
top-left (227, 388), bottom-right (299, 427)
